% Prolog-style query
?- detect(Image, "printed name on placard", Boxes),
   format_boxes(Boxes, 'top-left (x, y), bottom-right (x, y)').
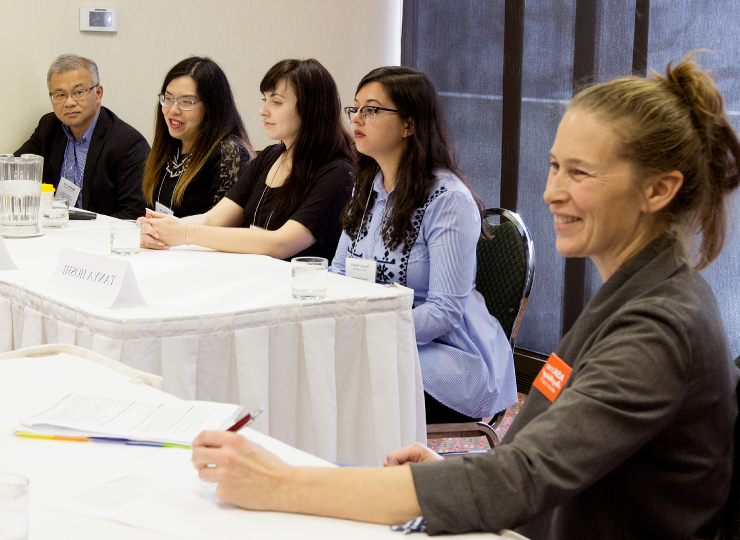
top-left (50, 248), bottom-right (145, 308)
top-left (60, 265), bottom-right (118, 286)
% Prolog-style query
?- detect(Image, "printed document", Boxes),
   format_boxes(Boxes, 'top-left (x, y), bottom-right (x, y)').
top-left (20, 393), bottom-right (242, 445)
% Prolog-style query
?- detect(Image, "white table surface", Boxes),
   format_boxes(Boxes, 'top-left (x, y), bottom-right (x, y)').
top-left (0, 218), bottom-right (426, 466)
top-left (0, 351), bottom-right (505, 539)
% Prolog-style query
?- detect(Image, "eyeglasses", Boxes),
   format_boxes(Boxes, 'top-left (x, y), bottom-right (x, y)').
top-left (49, 85), bottom-right (98, 104)
top-left (344, 106), bottom-right (400, 124)
top-left (159, 94), bottom-right (201, 111)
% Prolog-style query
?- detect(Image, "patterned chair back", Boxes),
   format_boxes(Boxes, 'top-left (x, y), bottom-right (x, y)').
top-left (475, 208), bottom-right (535, 348)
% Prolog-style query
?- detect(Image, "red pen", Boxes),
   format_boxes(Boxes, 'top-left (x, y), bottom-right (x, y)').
top-left (227, 407), bottom-right (264, 432)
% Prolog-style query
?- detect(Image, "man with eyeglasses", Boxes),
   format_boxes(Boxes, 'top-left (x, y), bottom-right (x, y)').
top-left (15, 54), bottom-right (149, 219)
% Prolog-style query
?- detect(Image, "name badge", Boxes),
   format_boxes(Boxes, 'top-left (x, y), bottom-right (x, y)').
top-left (57, 177), bottom-right (81, 206)
top-left (249, 225), bottom-right (265, 231)
top-left (532, 353), bottom-right (572, 403)
top-left (155, 202), bottom-right (174, 216)
top-left (345, 257), bottom-right (377, 283)
top-left (50, 248), bottom-right (146, 308)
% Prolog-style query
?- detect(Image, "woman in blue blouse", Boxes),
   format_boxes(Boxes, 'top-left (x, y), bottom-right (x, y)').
top-left (331, 67), bottom-right (517, 423)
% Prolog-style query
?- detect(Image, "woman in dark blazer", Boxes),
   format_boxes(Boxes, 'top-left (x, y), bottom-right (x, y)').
top-left (190, 52), bottom-right (740, 540)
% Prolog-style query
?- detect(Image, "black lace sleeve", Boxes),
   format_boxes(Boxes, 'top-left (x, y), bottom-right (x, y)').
top-left (211, 139), bottom-right (245, 208)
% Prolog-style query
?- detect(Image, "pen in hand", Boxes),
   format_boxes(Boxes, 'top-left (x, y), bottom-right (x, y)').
top-left (227, 407), bottom-right (264, 432)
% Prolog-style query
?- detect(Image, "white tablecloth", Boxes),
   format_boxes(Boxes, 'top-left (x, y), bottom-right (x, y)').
top-left (0, 351), bottom-right (507, 540)
top-left (0, 218), bottom-right (426, 466)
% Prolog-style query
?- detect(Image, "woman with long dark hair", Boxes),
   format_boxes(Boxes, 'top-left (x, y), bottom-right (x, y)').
top-left (141, 57), bottom-right (253, 217)
top-left (333, 66), bottom-right (517, 424)
top-left (140, 58), bottom-right (353, 260)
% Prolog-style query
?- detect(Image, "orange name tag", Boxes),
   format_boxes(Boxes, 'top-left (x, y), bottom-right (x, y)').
top-left (532, 353), bottom-right (572, 402)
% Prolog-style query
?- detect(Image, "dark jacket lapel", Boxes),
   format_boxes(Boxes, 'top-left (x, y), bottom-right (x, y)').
top-left (46, 125), bottom-right (67, 187)
top-left (81, 108), bottom-right (109, 209)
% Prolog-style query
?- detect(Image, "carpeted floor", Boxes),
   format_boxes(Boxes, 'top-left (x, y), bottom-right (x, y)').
top-left (427, 392), bottom-right (527, 453)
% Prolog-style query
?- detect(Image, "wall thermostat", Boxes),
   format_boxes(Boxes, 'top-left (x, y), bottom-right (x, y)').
top-left (80, 8), bottom-right (118, 32)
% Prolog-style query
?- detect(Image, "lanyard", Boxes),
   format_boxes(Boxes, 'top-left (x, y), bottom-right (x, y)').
top-left (349, 187), bottom-right (376, 258)
top-left (252, 150), bottom-right (288, 229)
top-left (351, 181), bottom-right (394, 260)
top-left (251, 184), bottom-right (275, 229)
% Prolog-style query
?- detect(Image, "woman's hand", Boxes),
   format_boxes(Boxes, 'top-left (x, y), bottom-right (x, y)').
top-left (138, 209), bottom-right (170, 249)
top-left (384, 443), bottom-right (443, 467)
top-left (192, 430), bottom-right (292, 511)
top-left (194, 431), bottom-right (425, 523)
top-left (138, 208), bottom-right (187, 249)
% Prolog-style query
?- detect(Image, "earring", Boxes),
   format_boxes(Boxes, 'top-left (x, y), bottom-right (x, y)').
top-left (404, 130), bottom-right (408, 136)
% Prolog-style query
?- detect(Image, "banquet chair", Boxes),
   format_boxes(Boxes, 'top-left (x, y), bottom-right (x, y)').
top-left (722, 354), bottom-right (740, 540)
top-left (426, 208), bottom-right (535, 451)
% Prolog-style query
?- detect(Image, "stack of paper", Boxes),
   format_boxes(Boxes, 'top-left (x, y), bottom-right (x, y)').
top-left (17, 393), bottom-right (242, 447)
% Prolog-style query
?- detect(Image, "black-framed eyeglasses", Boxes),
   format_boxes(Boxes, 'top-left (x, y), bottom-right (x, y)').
top-left (159, 94), bottom-right (201, 111)
top-left (344, 106), bottom-right (400, 124)
top-left (49, 85), bottom-right (98, 104)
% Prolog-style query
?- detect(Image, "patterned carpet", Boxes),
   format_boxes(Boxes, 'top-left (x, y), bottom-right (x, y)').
top-left (427, 393), bottom-right (527, 453)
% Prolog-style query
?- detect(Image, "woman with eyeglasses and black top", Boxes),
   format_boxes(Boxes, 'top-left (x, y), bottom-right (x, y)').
top-left (140, 58), bottom-right (353, 261)
top-left (332, 66), bottom-right (517, 424)
top-left (141, 57), bottom-right (254, 219)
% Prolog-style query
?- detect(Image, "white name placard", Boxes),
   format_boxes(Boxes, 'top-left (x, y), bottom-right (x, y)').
top-left (50, 248), bottom-right (146, 308)
top-left (0, 237), bottom-right (18, 270)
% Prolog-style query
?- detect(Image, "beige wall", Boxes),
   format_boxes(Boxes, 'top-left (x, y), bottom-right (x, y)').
top-left (2, 0), bottom-right (401, 152)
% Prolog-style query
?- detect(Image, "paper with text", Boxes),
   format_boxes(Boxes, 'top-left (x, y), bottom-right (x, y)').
top-left (21, 393), bottom-right (242, 445)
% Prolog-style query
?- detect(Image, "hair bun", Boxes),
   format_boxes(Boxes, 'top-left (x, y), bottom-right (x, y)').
top-left (660, 53), bottom-right (719, 133)
top-left (660, 53), bottom-right (740, 195)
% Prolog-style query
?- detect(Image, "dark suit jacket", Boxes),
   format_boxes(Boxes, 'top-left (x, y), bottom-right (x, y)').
top-left (15, 106), bottom-right (149, 219)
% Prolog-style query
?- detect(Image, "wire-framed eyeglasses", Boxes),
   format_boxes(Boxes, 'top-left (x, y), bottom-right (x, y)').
top-left (159, 94), bottom-right (201, 111)
top-left (344, 106), bottom-right (400, 124)
top-left (49, 85), bottom-right (98, 104)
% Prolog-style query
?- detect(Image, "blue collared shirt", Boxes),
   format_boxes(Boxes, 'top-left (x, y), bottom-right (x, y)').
top-left (330, 170), bottom-right (518, 418)
top-left (60, 110), bottom-right (101, 208)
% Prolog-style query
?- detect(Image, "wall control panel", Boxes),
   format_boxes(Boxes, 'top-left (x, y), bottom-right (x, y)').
top-left (80, 8), bottom-right (118, 32)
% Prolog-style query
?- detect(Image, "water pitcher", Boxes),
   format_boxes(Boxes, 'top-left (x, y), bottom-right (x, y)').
top-left (0, 154), bottom-right (44, 236)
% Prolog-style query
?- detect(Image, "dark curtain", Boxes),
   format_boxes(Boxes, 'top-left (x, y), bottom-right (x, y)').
top-left (402, 0), bottom-right (740, 357)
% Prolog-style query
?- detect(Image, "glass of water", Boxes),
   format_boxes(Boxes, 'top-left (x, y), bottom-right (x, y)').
top-left (110, 220), bottom-right (141, 255)
top-left (42, 198), bottom-right (69, 228)
top-left (0, 473), bottom-right (28, 540)
top-left (291, 257), bottom-right (328, 300)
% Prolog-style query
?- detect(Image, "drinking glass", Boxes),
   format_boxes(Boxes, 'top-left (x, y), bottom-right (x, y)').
top-left (291, 257), bottom-right (328, 300)
top-left (42, 198), bottom-right (69, 228)
top-left (110, 220), bottom-right (141, 255)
